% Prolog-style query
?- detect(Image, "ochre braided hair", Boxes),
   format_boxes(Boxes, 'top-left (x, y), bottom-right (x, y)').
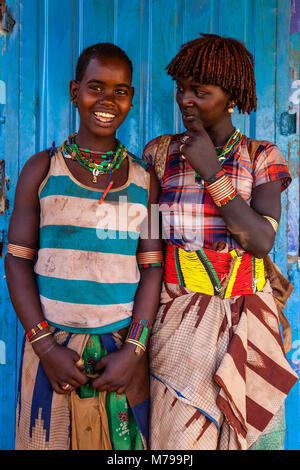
top-left (167, 33), bottom-right (257, 114)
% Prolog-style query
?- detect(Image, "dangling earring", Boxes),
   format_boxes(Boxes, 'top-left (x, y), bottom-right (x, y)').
top-left (130, 104), bottom-right (134, 109)
top-left (71, 99), bottom-right (77, 108)
top-left (228, 102), bottom-right (235, 114)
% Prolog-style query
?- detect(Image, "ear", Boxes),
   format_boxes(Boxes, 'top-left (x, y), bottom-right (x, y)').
top-left (227, 96), bottom-right (235, 108)
top-left (69, 79), bottom-right (79, 102)
top-left (130, 85), bottom-right (135, 102)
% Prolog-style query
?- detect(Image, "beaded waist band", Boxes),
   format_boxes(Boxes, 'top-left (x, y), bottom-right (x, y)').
top-left (165, 244), bottom-right (266, 298)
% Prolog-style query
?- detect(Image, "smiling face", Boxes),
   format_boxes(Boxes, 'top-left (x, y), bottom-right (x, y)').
top-left (70, 55), bottom-right (134, 149)
top-left (176, 77), bottom-right (232, 130)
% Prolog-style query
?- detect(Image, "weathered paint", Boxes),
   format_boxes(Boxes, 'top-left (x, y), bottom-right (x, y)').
top-left (285, 0), bottom-right (300, 451)
top-left (0, 0), bottom-right (299, 450)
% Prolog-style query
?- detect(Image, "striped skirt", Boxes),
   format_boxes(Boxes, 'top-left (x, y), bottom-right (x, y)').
top-left (149, 281), bottom-right (298, 450)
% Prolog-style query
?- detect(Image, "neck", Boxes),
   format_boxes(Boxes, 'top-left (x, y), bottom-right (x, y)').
top-left (75, 128), bottom-right (117, 153)
top-left (204, 118), bottom-right (235, 147)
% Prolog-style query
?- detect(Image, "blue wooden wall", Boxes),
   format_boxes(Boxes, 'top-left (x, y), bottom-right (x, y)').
top-left (0, 0), bottom-right (299, 450)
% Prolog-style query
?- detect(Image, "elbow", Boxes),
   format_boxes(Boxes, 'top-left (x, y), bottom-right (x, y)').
top-left (236, 231), bottom-right (274, 259)
top-left (247, 238), bottom-right (274, 259)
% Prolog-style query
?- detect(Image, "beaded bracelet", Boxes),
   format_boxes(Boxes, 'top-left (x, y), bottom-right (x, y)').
top-left (125, 319), bottom-right (152, 353)
top-left (138, 261), bottom-right (164, 269)
top-left (204, 168), bottom-right (225, 187)
top-left (26, 320), bottom-right (50, 342)
top-left (206, 174), bottom-right (238, 207)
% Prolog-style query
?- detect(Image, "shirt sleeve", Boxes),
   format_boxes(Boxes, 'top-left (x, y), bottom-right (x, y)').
top-left (142, 136), bottom-right (161, 171)
top-left (252, 142), bottom-right (292, 192)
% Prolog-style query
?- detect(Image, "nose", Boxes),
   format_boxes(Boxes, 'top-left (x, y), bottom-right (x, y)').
top-left (99, 88), bottom-right (115, 105)
top-left (179, 90), bottom-right (194, 108)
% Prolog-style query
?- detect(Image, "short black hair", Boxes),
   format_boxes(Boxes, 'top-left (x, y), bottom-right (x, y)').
top-left (167, 33), bottom-right (257, 114)
top-left (75, 43), bottom-right (133, 82)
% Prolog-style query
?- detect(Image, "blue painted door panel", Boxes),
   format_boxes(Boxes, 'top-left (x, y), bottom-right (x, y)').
top-left (0, 0), bottom-right (299, 449)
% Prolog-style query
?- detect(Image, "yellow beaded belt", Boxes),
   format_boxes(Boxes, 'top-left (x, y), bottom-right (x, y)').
top-left (165, 244), bottom-right (266, 299)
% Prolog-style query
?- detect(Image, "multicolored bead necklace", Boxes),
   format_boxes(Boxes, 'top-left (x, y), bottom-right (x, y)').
top-left (215, 127), bottom-right (242, 162)
top-left (62, 132), bottom-right (127, 184)
top-left (195, 127), bottom-right (242, 184)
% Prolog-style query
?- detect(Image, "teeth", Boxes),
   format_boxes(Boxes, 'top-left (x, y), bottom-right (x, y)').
top-left (94, 112), bottom-right (115, 118)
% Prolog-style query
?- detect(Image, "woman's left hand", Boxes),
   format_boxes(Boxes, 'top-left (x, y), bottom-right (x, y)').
top-left (91, 343), bottom-right (141, 395)
top-left (180, 120), bottom-right (221, 180)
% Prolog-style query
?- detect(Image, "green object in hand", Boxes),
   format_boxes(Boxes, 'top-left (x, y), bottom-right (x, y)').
top-left (79, 334), bottom-right (143, 450)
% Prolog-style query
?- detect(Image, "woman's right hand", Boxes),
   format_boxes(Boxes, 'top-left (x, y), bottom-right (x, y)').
top-left (33, 339), bottom-right (88, 394)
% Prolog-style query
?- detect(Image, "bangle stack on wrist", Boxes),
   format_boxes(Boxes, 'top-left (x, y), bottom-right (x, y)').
top-left (206, 170), bottom-right (238, 207)
top-left (125, 319), bottom-right (152, 355)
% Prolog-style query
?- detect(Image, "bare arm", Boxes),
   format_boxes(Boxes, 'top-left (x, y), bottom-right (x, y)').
top-left (5, 151), bottom-right (88, 392)
top-left (181, 123), bottom-right (280, 258)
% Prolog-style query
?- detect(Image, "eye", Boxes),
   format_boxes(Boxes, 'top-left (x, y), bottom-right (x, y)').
top-left (90, 85), bottom-right (103, 92)
top-left (176, 84), bottom-right (184, 93)
top-left (115, 89), bottom-right (128, 95)
top-left (195, 89), bottom-right (207, 97)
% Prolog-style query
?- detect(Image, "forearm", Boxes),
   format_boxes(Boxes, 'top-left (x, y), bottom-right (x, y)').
top-left (100, 266), bottom-right (163, 388)
top-left (218, 196), bottom-right (276, 257)
top-left (132, 266), bottom-right (163, 323)
top-left (5, 255), bottom-right (45, 329)
top-left (5, 255), bottom-right (57, 357)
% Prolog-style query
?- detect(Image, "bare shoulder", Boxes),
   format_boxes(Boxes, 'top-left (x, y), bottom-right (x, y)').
top-left (12, 149), bottom-right (51, 211)
top-left (20, 149), bottom-right (50, 181)
top-left (17, 149), bottom-right (51, 194)
top-left (8, 149), bottom-right (51, 245)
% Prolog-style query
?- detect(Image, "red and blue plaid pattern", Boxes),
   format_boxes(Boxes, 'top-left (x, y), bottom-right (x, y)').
top-left (143, 133), bottom-right (291, 252)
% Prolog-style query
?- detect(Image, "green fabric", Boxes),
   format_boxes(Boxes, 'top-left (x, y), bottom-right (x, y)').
top-left (79, 335), bottom-right (144, 450)
top-left (249, 405), bottom-right (286, 450)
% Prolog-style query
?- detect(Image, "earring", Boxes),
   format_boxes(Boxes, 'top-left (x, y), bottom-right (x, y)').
top-left (130, 104), bottom-right (134, 109)
top-left (71, 100), bottom-right (77, 108)
top-left (228, 102), bottom-right (235, 114)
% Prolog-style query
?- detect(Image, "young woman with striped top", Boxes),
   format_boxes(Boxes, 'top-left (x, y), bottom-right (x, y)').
top-left (5, 43), bottom-right (163, 450)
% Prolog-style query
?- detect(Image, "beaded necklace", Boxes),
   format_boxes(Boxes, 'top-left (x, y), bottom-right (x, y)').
top-left (195, 127), bottom-right (242, 184)
top-left (62, 133), bottom-right (127, 184)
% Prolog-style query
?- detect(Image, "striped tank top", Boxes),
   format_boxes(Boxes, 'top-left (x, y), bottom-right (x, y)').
top-left (34, 145), bottom-right (150, 333)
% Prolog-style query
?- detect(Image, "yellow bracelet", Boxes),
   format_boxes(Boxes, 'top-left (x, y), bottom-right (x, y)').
top-left (263, 215), bottom-right (278, 232)
top-left (125, 339), bottom-right (146, 355)
top-left (30, 332), bottom-right (52, 344)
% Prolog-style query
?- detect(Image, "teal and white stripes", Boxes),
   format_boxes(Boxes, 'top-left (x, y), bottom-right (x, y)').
top-left (35, 147), bottom-right (149, 333)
